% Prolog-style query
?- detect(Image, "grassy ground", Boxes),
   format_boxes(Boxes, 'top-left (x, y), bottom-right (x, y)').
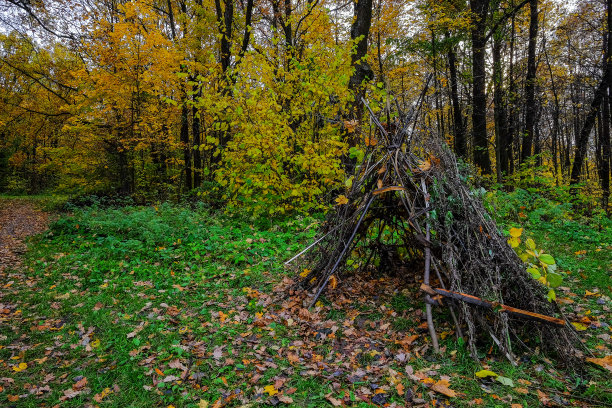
top-left (0, 196), bottom-right (610, 407)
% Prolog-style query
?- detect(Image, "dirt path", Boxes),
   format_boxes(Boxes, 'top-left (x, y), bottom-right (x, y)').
top-left (0, 198), bottom-right (51, 273)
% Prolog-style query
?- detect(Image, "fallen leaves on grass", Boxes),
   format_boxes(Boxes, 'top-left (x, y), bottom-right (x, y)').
top-left (586, 355), bottom-right (612, 372)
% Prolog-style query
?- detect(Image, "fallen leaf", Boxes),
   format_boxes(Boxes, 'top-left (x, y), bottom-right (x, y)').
top-left (73, 377), bottom-right (88, 390)
top-left (496, 376), bottom-right (514, 387)
top-left (264, 385), bottom-right (278, 396)
top-left (93, 387), bottom-right (112, 402)
top-left (326, 395), bottom-right (343, 406)
top-left (329, 275), bottom-right (338, 289)
top-left (586, 355), bottom-right (612, 372)
top-left (432, 379), bottom-right (457, 397)
top-left (396, 383), bottom-right (405, 395)
top-left (278, 395), bottom-right (293, 404)
top-left (571, 322), bottom-right (587, 331)
top-left (475, 369), bottom-right (498, 378)
top-left (12, 362), bottom-right (27, 372)
top-left (516, 387), bottom-right (528, 394)
top-left (537, 389), bottom-right (550, 405)
top-left (198, 400), bottom-right (209, 408)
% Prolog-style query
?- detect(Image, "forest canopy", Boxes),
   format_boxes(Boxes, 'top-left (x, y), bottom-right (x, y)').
top-left (0, 0), bottom-right (610, 215)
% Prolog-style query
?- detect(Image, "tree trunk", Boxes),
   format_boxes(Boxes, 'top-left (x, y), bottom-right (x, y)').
top-left (521, 0), bottom-right (538, 163)
top-left (193, 84), bottom-right (202, 188)
top-left (493, 33), bottom-right (510, 181)
top-left (348, 0), bottom-right (373, 124)
top-left (470, 0), bottom-right (492, 174)
top-left (447, 39), bottom-right (466, 159)
top-left (570, 0), bottom-right (611, 191)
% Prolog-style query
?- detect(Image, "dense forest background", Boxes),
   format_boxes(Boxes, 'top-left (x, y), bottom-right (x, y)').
top-left (1, 0), bottom-right (610, 215)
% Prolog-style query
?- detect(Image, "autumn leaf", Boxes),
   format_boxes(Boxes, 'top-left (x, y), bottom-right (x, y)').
top-left (418, 160), bottom-right (431, 172)
top-left (586, 355), bottom-right (612, 372)
top-left (396, 383), bottom-right (405, 396)
top-left (264, 385), bottom-right (278, 396)
top-left (326, 394), bottom-right (343, 406)
top-left (329, 275), bottom-right (338, 289)
top-left (509, 227), bottom-right (523, 238)
top-left (571, 322), bottom-right (588, 331)
top-left (475, 369), bottom-right (498, 378)
top-left (335, 195), bottom-right (349, 205)
top-left (73, 377), bottom-right (88, 390)
top-left (278, 395), bottom-right (294, 404)
top-left (431, 379), bottom-right (458, 397)
top-left (365, 136), bottom-right (377, 146)
top-left (198, 400), bottom-right (209, 408)
top-left (12, 362), bottom-right (27, 372)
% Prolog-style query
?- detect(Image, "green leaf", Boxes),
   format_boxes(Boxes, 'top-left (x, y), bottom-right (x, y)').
top-left (539, 254), bottom-right (555, 265)
top-left (546, 272), bottom-right (563, 288)
top-left (496, 376), bottom-right (514, 387)
top-left (526, 238), bottom-right (536, 250)
top-left (547, 289), bottom-right (556, 302)
top-left (527, 267), bottom-right (541, 279)
top-left (475, 370), bottom-right (498, 378)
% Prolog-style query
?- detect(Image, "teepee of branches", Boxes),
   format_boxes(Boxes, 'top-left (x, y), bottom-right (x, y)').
top-left (287, 90), bottom-right (581, 364)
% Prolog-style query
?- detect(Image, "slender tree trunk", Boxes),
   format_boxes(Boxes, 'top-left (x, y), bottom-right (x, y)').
top-left (521, 0), bottom-right (538, 163)
top-left (447, 38), bottom-right (466, 158)
top-left (601, 2), bottom-right (612, 211)
top-left (507, 13), bottom-right (516, 175)
top-left (470, 0), bottom-right (492, 174)
top-left (493, 33), bottom-right (510, 181)
top-left (192, 84), bottom-right (202, 188)
top-left (570, 0), bottom-right (611, 191)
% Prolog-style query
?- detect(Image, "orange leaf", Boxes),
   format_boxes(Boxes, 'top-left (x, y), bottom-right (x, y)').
top-left (432, 380), bottom-right (458, 398)
top-left (396, 383), bottom-right (405, 395)
top-left (155, 368), bottom-right (164, 376)
top-left (335, 195), bottom-right (349, 205)
top-left (329, 275), bottom-right (337, 290)
top-left (586, 355), bottom-right (612, 372)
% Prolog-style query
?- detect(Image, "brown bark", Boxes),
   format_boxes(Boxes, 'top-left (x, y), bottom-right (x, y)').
top-left (470, 0), bottom-right (492, 174)
top-left (521, 0), bottom-right (539, 163)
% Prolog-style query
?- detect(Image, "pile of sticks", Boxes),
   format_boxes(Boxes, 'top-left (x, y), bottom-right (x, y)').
top-left (287, 90), bottom-right (581, 364)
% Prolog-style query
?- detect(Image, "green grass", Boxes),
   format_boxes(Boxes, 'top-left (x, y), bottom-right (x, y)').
top-left (0, 196), bottom-right (610, 407)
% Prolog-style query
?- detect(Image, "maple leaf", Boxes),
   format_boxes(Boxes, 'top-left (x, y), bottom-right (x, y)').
top-left (335, 195), bottom-right (349, 205)
top-left (264, 385), bottom-right (278, 396)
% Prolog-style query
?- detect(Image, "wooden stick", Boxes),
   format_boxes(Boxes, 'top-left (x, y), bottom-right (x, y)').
top-left (425, 286), bottom-right (565, 327)
top-left (421, 178), bottom-right (439, 353)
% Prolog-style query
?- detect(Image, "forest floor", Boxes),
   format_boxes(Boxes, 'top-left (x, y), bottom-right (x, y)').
top-left (0, 197), bottom-right (610, 408)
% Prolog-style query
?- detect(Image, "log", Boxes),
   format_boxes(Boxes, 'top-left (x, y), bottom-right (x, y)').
top-left (420, 284), bottom-right (566, 327)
